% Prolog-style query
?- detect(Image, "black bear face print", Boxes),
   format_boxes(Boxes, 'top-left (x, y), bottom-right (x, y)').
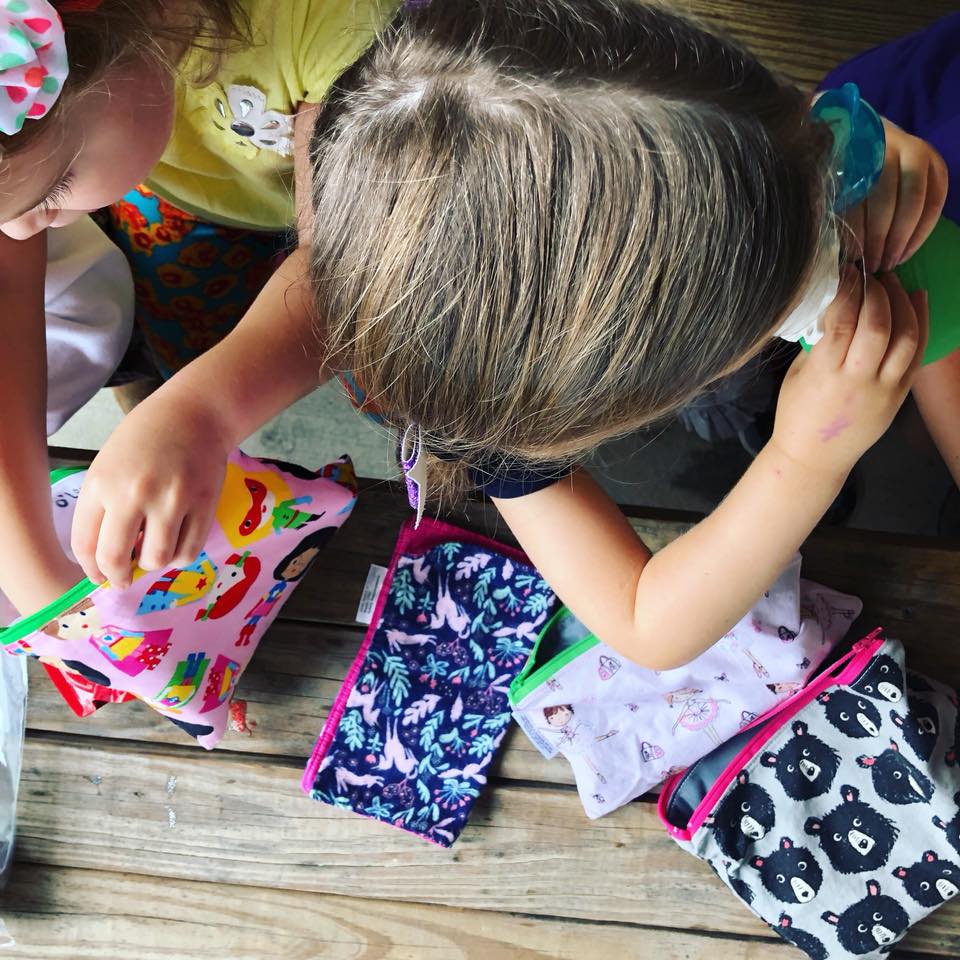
top-left (708, 771), bottom-right (776, 860)
top-left (945, 699), bottom-right (960, 767)
top-left (932, 791), bottom-right (960, 856)
top-left (761, 720), bottom-right (840, 801)
top-left (822, 880), bottom-right (910, 954)
top-left (890, 696), bottom-right (940, 763)
top-left (804, 785), bottom-right (899, 874)
top-left (849, 654), bottom-right (904, 703)
top-left (773, 913), bottom-right (828, 960)
top-left (856, 740), bottom-right (935, 805)
top-left (818, 690), bottom-right (881, 738)
top-left (749, 836), bottom-right (823, 904)
top-left (893, 850), bottom-right (960, 907)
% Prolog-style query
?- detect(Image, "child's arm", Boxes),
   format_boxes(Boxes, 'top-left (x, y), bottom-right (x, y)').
top-left (70, 245), bottom-right (325, 587)
top-left (71, 103), bottom-right (327, 588)
top-left (911, 353), bottom-right (960, 487)
top-left (0, 230), bottom-right (86, 614)
top-left (496, 271), bottom-right (927, 671)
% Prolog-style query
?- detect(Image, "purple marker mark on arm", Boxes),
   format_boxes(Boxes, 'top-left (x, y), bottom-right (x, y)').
top-left (819, 416), bottom-right (851, 442)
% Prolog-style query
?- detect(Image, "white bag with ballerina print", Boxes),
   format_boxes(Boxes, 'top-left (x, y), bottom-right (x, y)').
top-left (508, 555), bottom-right (862, 818)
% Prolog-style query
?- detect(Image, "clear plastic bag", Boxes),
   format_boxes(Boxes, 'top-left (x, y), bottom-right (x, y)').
top-left (0, 650), bottom-right (27, 891)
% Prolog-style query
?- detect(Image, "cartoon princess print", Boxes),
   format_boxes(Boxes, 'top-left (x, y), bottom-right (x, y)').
top-left (664, 687), bottom-right (729, 746)
top-left (40, 597), bottom-right (173, 677)
top-left (543, 704), bottom-right (609, 783)
top-left (195, 551), bottom-right (261, 622)
top-left (216, 462), bottom-right (325, 548)
top-left (235, 528), bottom-right (337, 645)
top-left (137, 552), bottom-right (218, 614)
top-left (39, 596), bottom-right (101, 641)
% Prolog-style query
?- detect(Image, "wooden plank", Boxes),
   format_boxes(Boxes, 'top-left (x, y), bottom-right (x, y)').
top-left (11, 737), bottom-right (959, 957)
top-left (23, 621), bottom-right (572, 786)
top-left (0, 863), bottom-right (812, 960)
top-left (684, 0), bottom-right (956, 87)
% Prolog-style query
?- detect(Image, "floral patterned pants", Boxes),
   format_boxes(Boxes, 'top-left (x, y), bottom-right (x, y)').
top-left (105, 186), bottom-right (290, 379)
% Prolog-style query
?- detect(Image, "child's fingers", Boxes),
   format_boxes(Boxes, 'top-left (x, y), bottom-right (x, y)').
top-left (910, 289), bottom-right (931, 380)
top-left (875, 272), bottom-right (922, 384)
top-left (138, 512), bottom-right (186, 572)
top-left (862, 151), bottom-right (900, 274)
top-left (71, 498), bottom-right (106, 584)
top-left (172, 510), bottom-right (212, 568)
top-left (843, 274), bottom-right (892, 376)
top-left (816, 263), bottom-right (863, 366)
top-left (898, 150), bottom-right (948, 266)
top-left (94, 507), bottom-right (143, 590)
top-left (842, 202), bottom-right (865, 261)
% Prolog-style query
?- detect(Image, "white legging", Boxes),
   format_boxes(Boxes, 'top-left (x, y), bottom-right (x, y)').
top-left (45, 216), bottom-right (134, 436)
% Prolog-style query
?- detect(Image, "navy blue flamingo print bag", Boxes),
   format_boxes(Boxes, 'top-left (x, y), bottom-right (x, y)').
top-left (302, 517), bottom-right (557, 846)
top-left (659, 632), bottom-right (960, 958)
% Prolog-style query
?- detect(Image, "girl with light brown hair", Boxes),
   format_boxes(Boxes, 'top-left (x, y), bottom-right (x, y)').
top-left (308, 0), bottom-right (942, 669)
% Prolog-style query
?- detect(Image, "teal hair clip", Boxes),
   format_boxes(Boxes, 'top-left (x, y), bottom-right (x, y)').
top-left (812, 82), bottom-right (886, 213)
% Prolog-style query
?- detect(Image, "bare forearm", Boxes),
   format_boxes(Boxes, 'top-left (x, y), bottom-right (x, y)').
top-left (497, 447), bottom-right (845, 672)
top-left (631, 444), bottom-right (845, 667)
top-left (150, 247), bottom-right (327, 445)
top-left (912, 353), bottom-right (960, 487)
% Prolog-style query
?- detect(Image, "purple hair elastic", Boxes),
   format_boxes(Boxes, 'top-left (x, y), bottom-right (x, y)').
top-left (400, 423), bottom-right (427, 528)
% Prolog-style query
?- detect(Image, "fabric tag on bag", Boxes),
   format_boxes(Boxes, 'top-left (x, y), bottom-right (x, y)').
top-left (356, 564), bottom-right (387, 624)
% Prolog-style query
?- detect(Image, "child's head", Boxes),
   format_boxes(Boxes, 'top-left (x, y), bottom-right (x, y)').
top-left (310, 0), bottom-right (834, 496)
top-left (0, 0), bottom-right (246, 239)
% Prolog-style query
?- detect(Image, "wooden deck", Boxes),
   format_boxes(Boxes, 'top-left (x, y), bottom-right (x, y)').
top-left (4, 1), bottom-right (960, 955)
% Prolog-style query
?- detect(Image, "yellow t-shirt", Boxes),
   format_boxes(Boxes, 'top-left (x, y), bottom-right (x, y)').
top-left (145, 0), bottom-right (397, 231)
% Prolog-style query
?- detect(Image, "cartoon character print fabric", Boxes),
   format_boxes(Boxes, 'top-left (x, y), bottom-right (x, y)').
top-left (303, 517), bottom-right (557, 847)
top-left (0, 453), bottom-right (356, 748)
top-left (666, 636), bottom-right (960, 959)
top-left (509, 554), bottom-right (862, 819)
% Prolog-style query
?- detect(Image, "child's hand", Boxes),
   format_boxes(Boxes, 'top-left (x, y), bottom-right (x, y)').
top-left (845, 119), bottom-right (947, 274)
top-left (772, 267), bottom-right (928, 477)
top-left (71, 392), bottom-right (230, 589)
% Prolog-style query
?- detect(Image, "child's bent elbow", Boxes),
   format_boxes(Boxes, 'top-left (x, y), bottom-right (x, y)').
top-left (613, 630), bottom-right (699, 672)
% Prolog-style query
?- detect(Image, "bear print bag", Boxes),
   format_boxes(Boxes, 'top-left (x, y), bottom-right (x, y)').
top-left (658, 632), bottom-right (960, 959)
top-left (0, 452), bottom-right (357, 748)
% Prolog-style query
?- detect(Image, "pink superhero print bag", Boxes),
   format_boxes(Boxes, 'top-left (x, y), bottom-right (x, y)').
top-left (0, 451), bottom-right (357, 748)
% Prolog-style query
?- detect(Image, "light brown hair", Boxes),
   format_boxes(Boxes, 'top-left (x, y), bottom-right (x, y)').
top-left (310, 0), bottom-right (832, 499)
top-left (0, 0), bottom-right (249, 160)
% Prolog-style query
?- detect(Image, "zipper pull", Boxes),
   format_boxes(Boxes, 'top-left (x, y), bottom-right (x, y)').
top-left (853, 628), bottom-right (885, 652)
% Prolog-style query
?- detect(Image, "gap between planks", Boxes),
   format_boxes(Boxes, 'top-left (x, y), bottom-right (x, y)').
top-left (10, 735), bottom-right (960, 957)
top-left (0, 862), bottom-right (840, 960)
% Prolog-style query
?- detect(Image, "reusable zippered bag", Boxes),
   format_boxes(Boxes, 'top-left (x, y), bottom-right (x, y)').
top-left (659, 632), bottom-right (960, 959)
top-left (508, 556), bottom-right (862, 818)
top-left (0, 451), bottom-right (357, 748)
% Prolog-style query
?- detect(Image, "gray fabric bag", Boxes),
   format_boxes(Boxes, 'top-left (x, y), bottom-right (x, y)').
top-left (659, 632), bottom-right (960, 958)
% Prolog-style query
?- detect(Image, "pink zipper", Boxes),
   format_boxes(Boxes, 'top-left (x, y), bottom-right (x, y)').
top-left (657, 629), bottom-right (885, 840)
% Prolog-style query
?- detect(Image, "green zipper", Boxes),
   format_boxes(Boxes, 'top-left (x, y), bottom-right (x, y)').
top-left (0, 576), bottom-right (99, 645)
top-left (508, 606), bottom-right (599, 705)
top-left (0, 465), bottom-right (98, 646)
top-left (49, 466), bottom-right (87, 484)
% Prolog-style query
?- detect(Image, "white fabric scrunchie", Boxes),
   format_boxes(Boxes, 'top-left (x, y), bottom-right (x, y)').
top-left (0, 0), bottom-right (69, 136)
